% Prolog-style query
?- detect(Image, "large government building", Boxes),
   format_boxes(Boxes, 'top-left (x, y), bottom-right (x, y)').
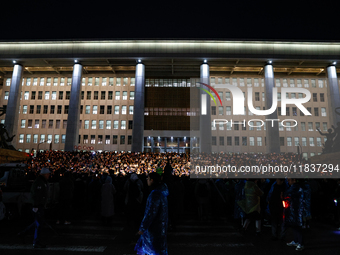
top-left (0, 40), bottom-right (340, 159)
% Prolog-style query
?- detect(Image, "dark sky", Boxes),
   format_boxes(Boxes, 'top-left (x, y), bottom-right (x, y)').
top-left (1, 1), bottom-right (339, 41)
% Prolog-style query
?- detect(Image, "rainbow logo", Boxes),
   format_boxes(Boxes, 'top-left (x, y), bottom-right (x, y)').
top-left (197, 82), bottom-right (222, 116)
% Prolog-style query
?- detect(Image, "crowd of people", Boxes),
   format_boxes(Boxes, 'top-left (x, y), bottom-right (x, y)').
top-left (14, 151), bottom-right (340, 253)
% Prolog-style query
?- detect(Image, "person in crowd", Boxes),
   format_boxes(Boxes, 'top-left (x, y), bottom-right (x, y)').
top-left (18, 168), bottom-right (51, 248)
top-left (267, 179), bottom-right (286, 240)
top-left (135, 172), bottom-right (169, 255)
top-left (101, 176), bottom-right (116, 224)
top-left (56, 171), bottom-right (74, 225)
top-left (233, 179), bottom-right (246, 229)
top-left (124, 172), bottom-right (144, 230)
top-left (238, 179), bottom-right (263, 235)
top-left (301, 179), bottom-right (312, 229)
top-left (194, 179), bottom-right (212, 221)
top-left (284, 178), bottom-right (305, 252)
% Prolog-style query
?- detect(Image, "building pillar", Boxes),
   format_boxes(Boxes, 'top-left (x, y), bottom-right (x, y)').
top-left (4, 64), bottom-right (23, 147)
top-left (199, 63), bottom-right (212, 153)
top-left (64, 63), bottom-right (82, 151)
top-left (131, 62), bottom-right (145, 152)
top-left (264, 64), bottom-right (280, 153)
top-left (326, 65), bottom-right (340, 125)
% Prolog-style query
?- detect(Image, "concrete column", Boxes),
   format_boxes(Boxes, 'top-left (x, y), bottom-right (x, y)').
top-left (326, 65), bottom-right (340, 125)
top-left (65, 63), bottom-right (82, 151)
top-left (131, 62), bottom-right (145, 152)
top-left (4, 64), bottom-right (23, 147)
top-left (199, 63), bottom-right (212, 153)
top-left (264, 64), bottom-right (280, 153)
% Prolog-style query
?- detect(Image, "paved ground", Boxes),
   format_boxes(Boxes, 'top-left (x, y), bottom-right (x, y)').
top-left (0, 213), bottom-right (339, 255)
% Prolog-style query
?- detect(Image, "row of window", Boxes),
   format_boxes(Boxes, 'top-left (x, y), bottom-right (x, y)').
top-left (19, 105), bottom-right (134, 115)
top-left (211, 106), bottom-right (327, 117)
top-left (214, 92), bottom-right (325, 102)
top-left (4, 91), bottom-right (135, 101)
top-left (20, 119), bottom-right (133, 130)
top-left (210, 77), bottom-right (327, 88)
top-left (18, 134), bottom-right (131, 145)
top-left (212, 121), bottom-right (329, 132)
top-left (212, 136), bottom-right (325, 147)
top-left (6, 77), bottom-right (135, 87)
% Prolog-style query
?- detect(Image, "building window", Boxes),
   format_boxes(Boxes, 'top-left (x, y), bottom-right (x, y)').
top-left (121, 120), bottom-right (126, 129)
top-left (84, 120), bottom-right (89, 129)
top-left (100, 105), bottom-right (105, 114)
top-left (83, 135), bottom-right (88, 144)
top-left (115, 91), bottom-right (120, 100)
top-left (106, 120), bottom-right (111, 129)
top-left (114, 105), bottom-right (119, 114)
top-left (294, 137), bottom-right (299, 146)
top-left (98, 135), bottom-right (103, 144)
top-left (34, 120), bottom-right (39, 128)
top-left (6, 78), bottom-right (11, 86)
top-left (101, 91), bottom-right (106, 100)
top-left (212, 136), bottom-right (216, 146)
top-left (38, 135), bottom-right (45, 143)
top-left (226, 106), bottom-right (231, 115)
top-left (33, 134), bottom-right (38, 143)
top-left (29, 105), bottom-right (34, 114)
top-left (53, 78), bottom-right (58, 86)
top-left (19, 134), bottom-right (24, 143)
top-left (249, 137), bottom-right (255, 146)
top-left (63, 120), bottom-right (67, 129)
top-left (59, 91), bottom-right (63, 100)
top-left (21, 119), bottom-right (26, 128)
top-left (309, 137), bottom-right (315, 146)
top-left (88, 78), bottom-right (93, 86)
top-left (60, 78), bottom-right (65, 86)
top-left (48, 120), bottom-right (53, 129)
top-left (235, 137), bottom-right (239, 146)
top-left (28, 119), bottom-right (32, 128)
top-left (54, 135), bottom-right (59, 144)
top-left (227, 136), bottom-right (232, 146)
top-left (321, 108), bottom-right (327, 116)
top-left (43, 105), bottom-right (48, 114)
top-left (313, 93), bottom-right (317, 102)
top-left (323, 122), bottom-right (328, 131)
top-left (64, 105), bottom-right (69, 114)
top-left (109, 78), bottom-right (114, 86)
top-left (105, 135), bottom-right (110, 144)
top-left (242, 137), bottom-right (247, 146)
top-left (107, 105), bottom-right (112, 114)
top-left (287, 137), bottom-right (292, 146)
top-left (255, 92), bottom-right (260, 101)
top-left (113, 120), bottom-right (119, 129)
top-left (99, 120), bottom-right (104, 129)
top-left (56, 120), bottom-right (60, 129)
top-left (122, 106), bottom-right (127, 115)
top-left (94, 91), bottom-right (98, 100)
top-left (50, 105), bottom-right (55, 114)
top-left (123, 91), bottom-right (127, 100)
top-left (102, 78), bottom-right (107, 86)
top-left (23, 105), bottom-right (28, 114)
top-left (95, 77), bottom-right (100, 86)
top-left (218, 106), bottom-right (223, 115)
top-left (120, 135), bottom-right (125, 144)
top-left (219, 136), bottom-right (224, 146)
top-left (92, 105), bottom-right (98, 114)
top-left (301, 122), bottom-right (306, 131)
top-left (302, 137), bottom-right (307, 146)
top-left (91, 135), bottom-right (95, 144)
top-left (130, 91), bottom-right (135, 100)
top-left (128, 135), bottom-right (132, 145)
top-left (257, 137), bottom-right (262, 146)
top-left (91, 120), bottom-right (96, 129)
top-left (116, 78), bottom-right (121, 86)
top-left (129, 106), bottom-right (134, 114)
top-left (211, 106), bottom-right (216, 115)
top-left (320, 93), bottom-right (325, 102)
top-left (66, 91), bottom-right (70, 100)
top-left (62, 135), bottom-right (66, 143)
top-left (131, 78), bottom-right (135, 86)
top-left (113, 135), bottom-right (118, 144)
top-left (85, 105), bottom-right (90, 114)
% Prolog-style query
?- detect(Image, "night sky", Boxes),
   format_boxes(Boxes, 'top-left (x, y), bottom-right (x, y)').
top-left (1, 1), bottom-right (340, 41)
